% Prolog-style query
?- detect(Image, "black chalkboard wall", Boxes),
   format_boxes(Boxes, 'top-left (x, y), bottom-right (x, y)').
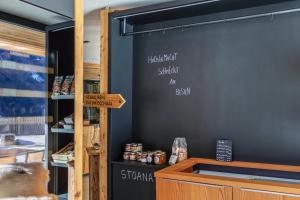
top-left (131, 9), bottom-right (300, 165)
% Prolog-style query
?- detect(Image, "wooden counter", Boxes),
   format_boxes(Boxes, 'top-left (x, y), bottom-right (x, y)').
top-left (155, 158), bottom-right (300, 200)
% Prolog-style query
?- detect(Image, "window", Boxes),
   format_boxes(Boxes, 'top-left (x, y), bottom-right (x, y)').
top-left (0, 22), bottom-right (46, 164)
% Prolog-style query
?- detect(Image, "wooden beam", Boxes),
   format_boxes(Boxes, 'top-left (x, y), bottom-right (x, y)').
top-left (0, 21), bottom-right (45, 56)
top-left (87, 147), bottom-right (101, 200)
top-left (84, 62), bottom-right (100, 81)
top-left (99, 8), bottom-right (109, 200)
top-left (74, 0), bottom-right (84, 199)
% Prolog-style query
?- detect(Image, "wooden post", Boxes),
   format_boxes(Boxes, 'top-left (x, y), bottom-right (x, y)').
top-left (87, 147), bottom-right (101, 200)
top-left (74, 0), bottom-right (84, 199)
top-left (99, 8), bottom-right (109, 200)
top-left (67, 161), bottom-right (75, 200)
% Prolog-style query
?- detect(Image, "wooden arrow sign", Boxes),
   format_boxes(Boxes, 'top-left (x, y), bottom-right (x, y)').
top-left (84, 94), bottom-right (126, 109)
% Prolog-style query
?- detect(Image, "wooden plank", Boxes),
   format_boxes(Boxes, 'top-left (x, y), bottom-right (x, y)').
top-left (83, 125), bottom-right (98, 174)
top-left (157, 178), bottom-right (232, 200)
top-left (99, 8), bottom-right (109, 200)
top-left (0, 88), bottom-right (48, 98)
top-left (84, 94), bottom-right (126, 109)
top-left (155, 158), bottom-right (300, 196)
top-left (84, 63), bottom-right (100, 80)
top-left (0, 21), bottom-right (45, 56)
top-left (68, 161), bottom-right (75, 200)
top-left (74, 0), bottom-right (84, 199)
top-left (87, 147), bottom-right (101, 200)
top-left (0, 21), bottom-right (45, 47)
top-left (0, 60), bottom-right (52, 74)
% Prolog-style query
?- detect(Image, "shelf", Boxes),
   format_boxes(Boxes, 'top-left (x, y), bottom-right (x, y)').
top-left (112, 160), bottom-right (169, 169)
top-left (51, 94), bottom-right (74, 100)
top-left (51, 128), bottom-right (74, 134)
top-left (51, 161), bottom-right (68, 168)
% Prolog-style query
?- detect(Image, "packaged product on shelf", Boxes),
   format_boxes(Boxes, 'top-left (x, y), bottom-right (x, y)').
top-left (169, 137), bottom-right (188, 165)
top-left (70, 78), bottom-right (75, 94)
top-left (140, 152), bottom-right (147, 163)
top-left (52, 143), bottom-right (74, 163)
top-left (56, 120), bottom-right (65, 128)
top-left (123, 152), bottom-right (130, 160)
top-left (154, 152), bottom-right (166, 165)
top-left (61, 75), bottom-right (74, 95)
top-left (64, 114), bottom-right (74, 124)
top-left (129, 152), bottom-right (137, 161)
top-left (122, 142), bottom-right (166, 165)
top-left (52, 76), bottom-right (64, 96)
top-left (63, 124), bottom-right (73, 130)
top-left (147, 152), bottom-right (154, 164)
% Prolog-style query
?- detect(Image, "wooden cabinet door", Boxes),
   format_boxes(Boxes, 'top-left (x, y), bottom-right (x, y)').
top-left (156, 178), bottom-right (232, 200)
top-left (234, 188), bottom-right (300, 200)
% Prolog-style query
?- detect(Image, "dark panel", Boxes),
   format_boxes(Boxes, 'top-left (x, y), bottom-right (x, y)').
top-left (109, 15), bottom-right (134, 200)
top-left (109, 18), bottom-right (133, 162)
top-left (112, 0), bottom-right (296, 25)
top-left (112, 161), bottom-right (166, 200)
top-left (132, 9), bottom-right (300, 165)
top-left (46, 24), bottom-right (74, 195)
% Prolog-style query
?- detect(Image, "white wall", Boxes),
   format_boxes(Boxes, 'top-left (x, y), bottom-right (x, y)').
top-left (84, 10), bottom-right (101, 64)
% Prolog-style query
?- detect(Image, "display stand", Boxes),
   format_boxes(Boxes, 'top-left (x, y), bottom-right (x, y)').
top-left (46, 21), bottom-right (75, 195)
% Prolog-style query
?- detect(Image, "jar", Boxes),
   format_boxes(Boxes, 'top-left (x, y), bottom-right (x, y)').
top-left (123, 152), bottom-right (130, 160)
top-left (170, 138), bottom-right (188, 164)
top-left (129, 152), bottom-right (136, 161)
top-left (154, 152), bottom-right (167, 165)
top-left (140, 153), bottom-right (147, 163)
top-left (137, 143), bottom-right (143, 152)
top-left (136, 152), bottom-right (142, 161)
top-left (147, 152), bottom-right (154, 164)
top-left (161, 152), bottom-right (167, 163)
top-left (125, 144), bottom-right (131, 152)
top-left (131, 143), bottom-right (138, 152)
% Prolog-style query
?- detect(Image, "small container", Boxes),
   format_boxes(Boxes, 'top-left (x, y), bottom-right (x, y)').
top-left (161, 152), bottom-right (167, 163)
top-left (125, 144), bottom-right (131, 152)
top-left (137, 143), bottom-right (143, 152)
top-left (136, 152), bottom-right (142, 161)
top-left (129, 152), bottom-right (137, 161)
top-left (140, 153), bottom-right (147, 163)
top-left (123, 152), bottom-right (130, 160)
top-left (131, 143), bottom-right (138, 152)
top-left (154, 152), bottom-right (167, 165)
top-left (147, 152), bottom-right (154, 164)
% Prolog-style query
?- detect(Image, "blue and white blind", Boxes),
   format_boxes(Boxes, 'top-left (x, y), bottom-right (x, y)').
top-left (0, 49), bottom-right (47, 135)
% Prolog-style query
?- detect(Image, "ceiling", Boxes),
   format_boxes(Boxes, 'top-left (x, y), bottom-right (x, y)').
top-left (84, 0), bottom-right (175, 14)
top-left (0, 0), bottom-right (70, 25)
top-left (0, 0), bottom-right (173, 25)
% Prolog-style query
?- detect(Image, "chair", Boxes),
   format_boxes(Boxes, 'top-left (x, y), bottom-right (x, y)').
top-left (26, 150), bottom-right (45, 163)
top-left (0, 156), bottom-right (16, 164)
